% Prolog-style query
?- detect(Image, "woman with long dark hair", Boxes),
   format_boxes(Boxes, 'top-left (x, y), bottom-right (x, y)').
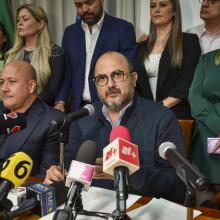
top-left (135, 0), bottom-right (201, 119)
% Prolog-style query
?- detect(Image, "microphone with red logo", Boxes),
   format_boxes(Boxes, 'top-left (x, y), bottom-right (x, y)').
top-left (103, 126), bottom-right (140, 219)
top-left (0, 112), bottom-right (26, 134)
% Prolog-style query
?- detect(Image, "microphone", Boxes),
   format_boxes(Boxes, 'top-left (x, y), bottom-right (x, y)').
top-left (49, 104), bottom-right (95, 129)
top-left (103, 125), bottom-right (140, 176)
top-left (0, 112), bottom-right (26, 134)
top-left (8, 181), bottom-right (69, 218)
top-left (52, 140), bottom-right (98, 220)
top-left (159, 142), bottom-right (209, 191)
top-left (0, 152), bottom-right (33, 204)
top-left (103, 126), bottom-right (140, 216)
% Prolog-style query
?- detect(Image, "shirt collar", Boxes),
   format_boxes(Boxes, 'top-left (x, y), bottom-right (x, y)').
top-left (198, 23), bottom-right (220, 37)
top-left (196, 24), bottom-right (207, 38)
top-left (81, 11), bottom-right (105, 32)
top-left (102, 100), bottom-right (133, 128)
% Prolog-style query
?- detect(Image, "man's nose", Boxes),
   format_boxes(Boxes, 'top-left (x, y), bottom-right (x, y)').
top-left (82, 4), bottom-right (89, 13)
top-left (107, 76), bottom-right (116, 88)
top-left (1, 82), bottom-right (9, 92)
top-left (201, 0), bottom-right (209, 6)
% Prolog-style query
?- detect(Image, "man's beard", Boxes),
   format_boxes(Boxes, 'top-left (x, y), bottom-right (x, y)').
top-left (100, 87), bottom-right (134, 112)
top-left (81, 10), bottom-right (102, 25)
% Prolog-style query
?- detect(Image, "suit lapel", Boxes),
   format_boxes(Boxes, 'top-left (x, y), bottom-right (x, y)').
top-left (77, 26), bottom-right (86, 80)
top-left (156, 40), bottom-right (171, 101)
top-left (5, 99), bottom-right (43, 155)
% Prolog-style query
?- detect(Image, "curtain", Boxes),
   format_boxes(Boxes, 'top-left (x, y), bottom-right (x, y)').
top-left (10, 0), bottom-right (201, 45)
top-left (11, 0), bottom-right (141, 46)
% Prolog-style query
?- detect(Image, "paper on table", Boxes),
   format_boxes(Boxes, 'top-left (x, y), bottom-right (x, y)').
top-left (128, 198), bottom-right (201, 220)
top-left (40, 186), bottom-right (141, 220)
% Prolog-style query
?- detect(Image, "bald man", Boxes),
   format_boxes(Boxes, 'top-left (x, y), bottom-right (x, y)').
top-left (0, 61), bottom-right (63, 177)
top-left (45, 52), bottom-right (186, 202)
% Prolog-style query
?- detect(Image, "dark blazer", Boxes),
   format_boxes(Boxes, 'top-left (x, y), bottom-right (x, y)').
top-left (40, 45), bottom-right (64, 106)
top-left (0, 99), bottom-right (63, 177)
top-left (56, 13), bottom-right (137, 111)
top-left (134, 33), bottom-right (201, 119)
top-left (64, 95), bottom-right (186, 203)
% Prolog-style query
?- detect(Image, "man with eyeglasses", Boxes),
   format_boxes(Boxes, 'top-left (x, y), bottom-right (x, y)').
top-left (45, 51), bottom-right (186, 203)
top-left (187, 0), bottom-right (220, 54)
top-left (54, 0), bottom-right (137, 113)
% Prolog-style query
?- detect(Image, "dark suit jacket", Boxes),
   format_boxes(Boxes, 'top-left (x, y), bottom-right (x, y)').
top-left (56, 13), bottom-right (137, 111)
top-left (65, 95), bottom-right (186, 203)
top-left (0, 99), bottom-right (63, 177)
top-left (134, 33), bottom-right (201, 119)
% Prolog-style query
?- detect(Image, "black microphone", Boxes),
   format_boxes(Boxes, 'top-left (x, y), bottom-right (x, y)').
top-left (159, 142), bottom-right (209, 191)
top-left (52, 140), bottom-right (98, 220)
top-left (49, 104), bottom-right (95, 129)
top-left (0, 112), bottom-right (26, 134)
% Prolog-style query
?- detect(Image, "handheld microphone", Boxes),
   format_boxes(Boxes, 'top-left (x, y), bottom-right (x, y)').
top-left (0, 112), bottom-right (26, 134)
top-left (159, 142), bottom-right (209, 191)
top-left (103, 126), bottom-right (140, 215)
top-left (49, 104), bottom-right (95, 129)
top-left (52, 140), bottom-right (98, 220)
top-left (0, 152), bottom-right (33, 204)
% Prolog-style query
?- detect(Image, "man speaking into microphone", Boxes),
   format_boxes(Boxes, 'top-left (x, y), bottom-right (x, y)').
top-left (0, 61), bottom-right (63, 177)
top-left (45, 52), bottom-right (186, 202)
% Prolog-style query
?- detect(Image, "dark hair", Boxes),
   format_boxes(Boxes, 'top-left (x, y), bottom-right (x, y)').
top-left (0, 22), bottom-right (10, 52)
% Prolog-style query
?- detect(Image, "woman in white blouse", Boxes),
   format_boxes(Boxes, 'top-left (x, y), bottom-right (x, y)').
top-left (134, 0), bottom-right (201, 119)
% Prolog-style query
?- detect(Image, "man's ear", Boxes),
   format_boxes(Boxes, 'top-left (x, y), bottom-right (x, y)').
top-left (132, 72), bottom-right (138, 87)
top-left (29, 80), bottom-right (37, 94)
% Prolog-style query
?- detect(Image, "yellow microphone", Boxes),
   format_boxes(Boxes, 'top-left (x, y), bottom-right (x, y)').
top-left (0, 152), bottom-right (33, 203)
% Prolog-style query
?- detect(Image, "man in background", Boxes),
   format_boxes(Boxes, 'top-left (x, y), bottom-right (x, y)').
top-left (54, 0), bottom-right (137, 112)
top-left (0, 61), bottom-right (62, 177)
top-left (46, 51), bottom-right (186, 203)
top-left (187, 0), bottom-right (220, 54)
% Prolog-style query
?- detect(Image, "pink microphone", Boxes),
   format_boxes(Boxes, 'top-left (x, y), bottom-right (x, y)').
top-left (109, 125), bottom-right (131, 142)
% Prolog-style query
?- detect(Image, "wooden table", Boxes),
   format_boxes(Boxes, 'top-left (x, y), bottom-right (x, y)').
top-left (12, 178), bottom-right (220, 220)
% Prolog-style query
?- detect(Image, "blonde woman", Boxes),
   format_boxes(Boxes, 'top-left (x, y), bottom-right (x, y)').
top-left (6, 4), bottom-right (64, 106)
top-left (189, 49), bottom-right (220, 190)
top-left (134, 0), bottom-right (201, 119)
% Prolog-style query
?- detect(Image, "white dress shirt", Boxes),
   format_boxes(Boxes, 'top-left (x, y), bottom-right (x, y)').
top-left (81, 13), bottom-right (105, 101)
top-left (187, 24), bottom-right (220, 55)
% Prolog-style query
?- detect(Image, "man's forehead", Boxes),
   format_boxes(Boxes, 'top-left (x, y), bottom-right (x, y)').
top-left (1, 66), bottom-right (22, 78)
top-left (96, 55), bottom-right (128, 69)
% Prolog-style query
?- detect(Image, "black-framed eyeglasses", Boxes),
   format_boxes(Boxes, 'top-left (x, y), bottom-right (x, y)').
top-left (199, 0), bottom-right (220, 4)
top-left (93, 70), bottom-right (132, 87)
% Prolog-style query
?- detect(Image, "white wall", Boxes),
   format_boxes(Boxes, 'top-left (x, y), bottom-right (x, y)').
top-left (139, 0), bottom-right (203, 36)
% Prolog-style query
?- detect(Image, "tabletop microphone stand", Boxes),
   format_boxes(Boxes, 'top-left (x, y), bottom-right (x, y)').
top-left (177, 165), bottom-right (216, 208)
top-left (57, 119), bottom-right (70, 178)
top-left (112, 167), bottom-right (132, 220)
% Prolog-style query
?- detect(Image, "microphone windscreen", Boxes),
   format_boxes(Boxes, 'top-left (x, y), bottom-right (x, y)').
top-left (159, 142), bottom-right (176, 160)
top-left (0, 112), bottom-right (26, 134)
top-left (0, 152), bottom-right (33, 188)
top-left (83, 104), bottom-right (95, 116)
top-left (75, 140), bottom-right (98, 165)
top-left (109, 125), bottom-right (131, 143)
